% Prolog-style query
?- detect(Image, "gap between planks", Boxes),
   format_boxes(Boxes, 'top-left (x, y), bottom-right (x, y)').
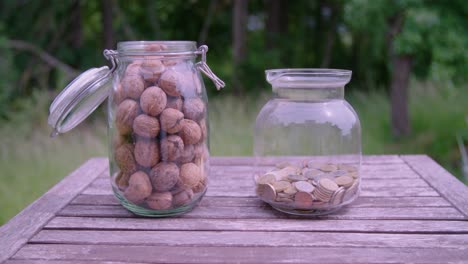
top-left (44, 216), bottom-right (468, 234)
top-left (56, 204), bottom-right (465, 220)
top-left (70, 195), bottom-right (452, 208)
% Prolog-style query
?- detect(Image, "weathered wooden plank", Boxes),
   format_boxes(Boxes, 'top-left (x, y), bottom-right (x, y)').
top-left (57, 204), bottom-right (464, 220)
top-left (210, 155), bottom-right (404, 165)
top-left (45, 216), bottom-right (468, 234)
top-left (83, 176), bottom-right (439, 197)
top-left (70, 194), bottom-right (452, 208)
top-left (12, 244), bottom-right (468, 264)
top-left (205, 186), bottom-right (440, 198)
top-left (402, 155), bottom-right (468, 217)
top-left (90, 177), bottom-right (430, 192)
top-left (6, 261), bottom-right (138, 264)
top-left (0, 158), bottom-right (108, 263)
top-left (96, 163), bottom-right (419, 180)
top-left (29, 229), bottom-right (468, 249)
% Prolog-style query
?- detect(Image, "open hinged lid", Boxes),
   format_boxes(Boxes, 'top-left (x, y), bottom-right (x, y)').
top-left (48, 66), bottom-right (112, 136)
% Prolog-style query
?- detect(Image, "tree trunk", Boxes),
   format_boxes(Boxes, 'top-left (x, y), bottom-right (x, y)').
top-left (198, 0), bottom-right (218, 44)
top-left (390, 55), bottom-right (412, 137)
top-left (386, 11), bottom-right (411, 137)
top-left (265, 0), bottom-right (288, 50)
top-left (320, 1), bottom-right (339, 68)
top-left (70, 0), bottom-right (82, 49)
top-left (101, 0), bottom-right (114, 49)
top-left (232, 0), bottom-right (248, 95)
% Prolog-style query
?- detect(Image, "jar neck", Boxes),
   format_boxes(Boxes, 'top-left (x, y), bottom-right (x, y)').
top-left (273, 86), bottom-right (345, 101)
top-left (116, 41), bottom-right (197, 58)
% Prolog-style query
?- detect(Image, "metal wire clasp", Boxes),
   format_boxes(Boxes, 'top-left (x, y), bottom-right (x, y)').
top-left (103, 49), bottom-right (118, 74)
top-left (195, 45), bottom-right (225, 90)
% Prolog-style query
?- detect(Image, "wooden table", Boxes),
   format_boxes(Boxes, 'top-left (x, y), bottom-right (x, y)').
top-left (1, 155), bottom-right (468, 263)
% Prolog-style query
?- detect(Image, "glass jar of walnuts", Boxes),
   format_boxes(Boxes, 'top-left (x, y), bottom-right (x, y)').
top-left (49, 41), bottom-right (224, 217)
top-left (254, 69), bottom-right (361, 216)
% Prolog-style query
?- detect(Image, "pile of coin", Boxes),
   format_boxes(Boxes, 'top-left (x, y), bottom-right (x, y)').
top-left (255, 161), bottom-right (360, 211)
top-left (111, 44), bottom-right (208, 211)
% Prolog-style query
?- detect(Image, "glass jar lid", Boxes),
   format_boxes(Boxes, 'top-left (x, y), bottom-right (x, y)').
top-left (48, 66), bottom-right (112, 136)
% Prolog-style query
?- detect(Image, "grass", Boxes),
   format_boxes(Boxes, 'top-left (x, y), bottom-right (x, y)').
top-left (0, 81), bottom-right (467, 225)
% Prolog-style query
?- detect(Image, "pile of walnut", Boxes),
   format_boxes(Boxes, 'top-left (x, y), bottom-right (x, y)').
top-left (112, 44), bottom-right (208, 211)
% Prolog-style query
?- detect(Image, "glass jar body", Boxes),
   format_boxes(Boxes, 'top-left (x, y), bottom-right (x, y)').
top-left (109, 42), bottom-right (209, 217)
top-left (254, 69), bottom-right (361, 216)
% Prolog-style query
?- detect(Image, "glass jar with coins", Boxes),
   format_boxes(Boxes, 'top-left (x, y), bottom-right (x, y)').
top-left (254, 69), bottom-right (361, 215)
top-left (48, 41), bottom-right (224, 217)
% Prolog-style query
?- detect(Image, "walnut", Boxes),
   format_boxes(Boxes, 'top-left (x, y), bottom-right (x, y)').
top-left (144, 43), bottom-right (167, 51)
top-left (133, 114), bottom-right (160, 138)
top-left (114, 172), bottom-right (131, 190)
top-left (179, 163), bottom-right (202, 189)
top-left (146, 192), bottom-right (172, 210)
top-left (166, 96), bottom-right (183, 111)
top-left (121, 74), bottom-right (145, 99)
top-left (112, 133), bottom-right (129, 150)
top-left (113, 83), bottom-right (126, 105)
top-left (199, 118), bottom-right (208, 140)
top-left (173, 188), bottom-right (194, 207)
top-left (150, 162), bottom-right (180, 192)
top-left (140, 59), bottom-right (165, 84)
top-left (115, 99), bottom-right (139, 135)
top-left (114, 143), bottom-right (137, 174)
top-left (124, 171), bottom-right (152, 204)
top-left (160, 135), bottom-right (184, 161)
top-left (193, 143), bottom-right (208, 161)
top-left (134, 139), bottom-right (160, 168)
top-left (159, 69), bottom-right (182, 96)
top-left (179, 119), bottom-right (202, 145)
top-left (162, 59), bottom-right (180, 67)
top-left (160, 108), bottom-right (184, 133)
top-left (140, 86), bottom-right (167, 116)
top-left (179, 144), bottom-right (195, 163)
top-left (192, 176), bottom-right (207, 193)
top-left (124, 62), bottom-right (143, 76)
top-left (183, 98), bottom-right (205, 121)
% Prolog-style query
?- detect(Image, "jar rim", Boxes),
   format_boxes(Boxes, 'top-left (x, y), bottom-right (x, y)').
top-left (117, 41), bottom-right (197, 55)
top-left (265, 68), bottom-right (351, 76)
top-left (265, 68), bottom-right (352, 89)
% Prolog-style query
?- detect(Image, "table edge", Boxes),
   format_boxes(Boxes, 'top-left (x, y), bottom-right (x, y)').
top-left (401, 155), bottom-right (468, 218)
top-left (0, 157), bottom-right (108, 263)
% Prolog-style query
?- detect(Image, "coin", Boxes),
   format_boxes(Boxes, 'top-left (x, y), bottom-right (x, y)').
top-left (294, 192), bottom-right (314, 209)
top-left (284, 185), bottom-right (298, 195)
top-left (276, 197), bottom-right (294, 203)
top-left (303, 168), bottom-right (323, 178)
top-left (319, 164), bottom-right (338, 172)
top-left (342, 180), bottom-right (359, 202)
top-left (330, 170), bottom-right (348, 177)
top-left (335, 176), bottom-right (354, 188)
top-left (294, 181), bottom-right (315, 193)
top-left (256, 174), bottom-right (276, 185)
top-left (347, 171), bottom-right (359, 179)
top-left (331, 187), bottom-right (345, 206)
top-left (318, 178), bottom-right (339, 193)
top-left (307, 161), bottom-right (325, 169)
top-left (272, 181), bottom-right (292, 192)
top-left (256, 183), bottom-right (276, 201)
top-left (277, 192), bottom-right (292, 198)
top-left (288, 174), bottom-right (307, 181)
top-left (339, 164), bottom-right (358, 173)
top-left (276, 161), bottom-right (292, 169)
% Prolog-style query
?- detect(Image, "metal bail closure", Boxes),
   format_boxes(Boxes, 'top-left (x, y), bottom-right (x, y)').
top-left (195, 45), bottom-right (225, 90)
top-left (48, 51), bottom-right (116, 136)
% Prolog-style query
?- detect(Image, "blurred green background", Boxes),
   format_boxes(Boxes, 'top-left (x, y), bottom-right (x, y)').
top-left (0, 0), bottom-right (467, 225)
